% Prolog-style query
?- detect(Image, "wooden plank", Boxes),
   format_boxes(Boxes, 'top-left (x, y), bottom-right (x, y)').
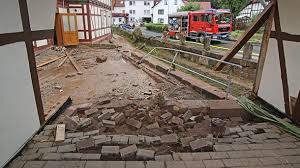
top-left (55, 124), bottom-right (65, 142)
top-left (37, 55), bottom-right (66, 68)
top-left (68, 56), bottom-right (83, 74)
top-left (57, 55), bottom-right (69, 68)
top-left (253, 5), bottom-right (275, 95)
top-left (214, 1), bottom-right (275, 71)
top-left (273, 2), bottom-right (291, 116)
top-left (45, 95), bottom-right (71, 121)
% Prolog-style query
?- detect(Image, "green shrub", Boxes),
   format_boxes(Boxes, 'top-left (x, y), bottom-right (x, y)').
top-left (145, 23), bottom-right (168, 33)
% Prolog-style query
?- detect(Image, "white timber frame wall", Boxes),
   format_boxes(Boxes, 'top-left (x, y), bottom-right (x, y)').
top-left (255, 0), bottom-right (300, 120)
top-left (0, 0), bottom-right (56, 167)
top-left (66, 0), bottom-right (112, 43)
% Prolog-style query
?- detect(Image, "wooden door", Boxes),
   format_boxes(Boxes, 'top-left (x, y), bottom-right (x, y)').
top-left (60, 13), bottom-right (79, 46)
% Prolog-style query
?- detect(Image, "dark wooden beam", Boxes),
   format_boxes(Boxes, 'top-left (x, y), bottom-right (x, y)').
top-left (214, 1), bottom-right (275, 71)
top-left (292, 91), bottom-right (300, 123)
top-left (273, 2), bottom-right (291, 116)
top-left (270, 31), bottom-right (300, 42)
top-left (253, 4), bottom-right (275, 95)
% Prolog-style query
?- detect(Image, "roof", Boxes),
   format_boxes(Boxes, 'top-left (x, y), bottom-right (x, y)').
top-left (112, 12), bottom-right (128, 17)
top-left (183, 1), bottom-right (212, 10)
top-left (114, 0), bottom-right (125, 7)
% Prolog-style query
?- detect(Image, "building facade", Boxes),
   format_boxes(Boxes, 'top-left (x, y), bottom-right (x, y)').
top-left (152, 0), bottom-right (185, 24)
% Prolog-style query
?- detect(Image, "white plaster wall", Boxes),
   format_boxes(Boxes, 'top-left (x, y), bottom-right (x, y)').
top-left (258, 39), bottom-right (285, 113)
top-left (113, 17), bottom-right (126, 25)
top-left (125, 0), bottom-right (154, 23)
top-left (0, 42), bottom-right (40, 168)
top-left (0, 0), bottom-right (23, 34)
top-left (152, 0), bottom-right (184, 24)
top-left (258, 0), bottom-right (300, 114)
top-left (27, 0), bottom-right (56, 31)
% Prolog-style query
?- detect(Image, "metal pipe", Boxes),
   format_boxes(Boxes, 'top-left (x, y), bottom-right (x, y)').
top-left (149, 54), bottom-right (228, 87)
top-left (138, 48), bottom-right (156, 64)
top-left (154, 47), bottom-right (243, 69)
top-left (167, 52), bottom-right (178, 75)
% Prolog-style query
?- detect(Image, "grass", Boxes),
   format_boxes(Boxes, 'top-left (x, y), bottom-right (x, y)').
top-left (230, 30), bottom-right (263, 43)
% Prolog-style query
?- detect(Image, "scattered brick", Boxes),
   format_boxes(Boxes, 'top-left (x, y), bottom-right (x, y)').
top-left (128, 135), bottom-right (139, 144)
top-left (190, 139), bottom-right (212, 151)
top-left (171, 116), bottom-right (184, 125)
top-left (75, 103), bottom-right (93, 112)
top-left (126, 118), bottom-right (142, 129)
top-left (161, 134), bottom-right (178, 144)
top-left (98, 112), bottom-right (112, 121)
top-left (238, 131), bottom-right (254, 137)
top-left (95, 136), bottom-right (111, 146)
top-left (78, 118), bottom-right (92, 128)
top-left (57, 144), bottom-right (77, 153)
top-left (72, 136), bottom-right (89, 144)
top-left (76, 138), bottom-right (95, 151)
top-left (101, 146), bottom-right (120, 156)
top-left (136, 149), bottom-right (155, 160)
top-left (44, 124), bottom-right (57, 130)
top-left (85, 108), bottom-right (98, 117)
top-left (83, 130), bottom-right (99, 136)
top-left (119, 136), bottom-right (129, 145)
top-left (228, 126), bottom-right (242, 134)
top-left (146, 122), bottom-right (160, 130)
top-left (180, 137), bottom-right (194, 148)
top-left (102, 120), bottom-right (116, 127)
top-left (66, 132), bottom-right (84, 139)
top-left (161, 112), bottom-right (172, 120)
top-left (182, 110), bottom-right (193, 122)
top-left (102, 108), bottom-right (115, 114)
top-left (120, 145), bottom-right (138, 158)
top-left (145, 136), bottom-right (161, 145)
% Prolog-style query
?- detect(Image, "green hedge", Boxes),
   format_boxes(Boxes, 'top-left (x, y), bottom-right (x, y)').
top-left (145, 23), bottom-right (168, 33)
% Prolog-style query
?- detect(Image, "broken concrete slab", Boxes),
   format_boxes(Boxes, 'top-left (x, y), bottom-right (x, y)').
top-left (120, 145), bottom-right (138, 158)
top-left (126, 118), bottom-right (142, 129)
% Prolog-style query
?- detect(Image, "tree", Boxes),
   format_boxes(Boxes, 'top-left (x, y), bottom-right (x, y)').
top-left (211, 0), bottom-right (249, 16)
top-left (178, 2), bottom-right (200, 11)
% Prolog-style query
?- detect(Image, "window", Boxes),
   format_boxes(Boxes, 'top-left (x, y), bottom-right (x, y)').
top-left (164, 0), bottom-right (168, 5)
top-left (129, 1), bottom-right (135, 5)
top-left (144, 10), bottom-right (150, 15)
top-left (193, 15), bottom-right (198, 22)
top-left (158, 18), bottom-right (164, 23)
top-left (174, 0), bottom-right (177, 5)
top-left (122, 10), bottom-right (125, 13)
top-left (119, 18), bottom-right (122, 22)
top-left (144, 1), bottom-right (150, 5)
top-left (129, 10), bottom-right (136, 14)
top-left (130, 17), bottom-right (135, 21)
top-left (158, 9), bottom-right (164, 15)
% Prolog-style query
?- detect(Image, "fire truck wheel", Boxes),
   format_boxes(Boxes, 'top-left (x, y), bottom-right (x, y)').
top-left (175, 33), bottom-right (180, 40)
top-left (198, 34), bottom-right (206, 43)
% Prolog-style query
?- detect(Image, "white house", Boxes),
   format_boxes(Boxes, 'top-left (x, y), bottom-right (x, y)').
top-left (112, 0), bottom-right (154, 24)
top-left (112, 0), bottom-right (128, 25)
top-left (152, 0), bottom-right (185, 24)
top-left (237, 0), bottom-right (270, 20)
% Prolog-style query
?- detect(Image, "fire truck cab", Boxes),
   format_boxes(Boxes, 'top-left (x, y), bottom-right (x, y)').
top-left (168, 9), bottom-right (232, 42)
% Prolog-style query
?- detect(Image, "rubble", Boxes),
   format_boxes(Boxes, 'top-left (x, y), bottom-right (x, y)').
top-left (171, 116), bottom-right (184, 125)
top-left (120, 145), bottom-right (138, 158)
top-left (161, 112), bottom-right (173, 120)
top-left (146, 122), bottom-right (160, 129)
top-left (210, 118), bottom-right (226, 138)
top-left (136, 149), bottom-right (155, 160)
top-left (97, 112), bottom-right (112, 121)
top-left (64, 116), bottom-right (78, 131)
top-left (96, 55), bottom-right (107, 63)
top-left (161, 134), bottom-right (178, 144)
top-left (76, 138), bottom-right (95, 151)
top-left (182, 110), bottom-right (193, 122)
top-left (101, 146), bottom-right (120, 156)
top-left (126, 118), bottom-right (142, 129)
top-left (78, 118), bottom-right (92, 128)
top-left (189, 139), bottom-right (213, 151)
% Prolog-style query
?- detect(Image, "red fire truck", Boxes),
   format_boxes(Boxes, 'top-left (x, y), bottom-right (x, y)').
top-left (168, 9), bottom-right (232, 42)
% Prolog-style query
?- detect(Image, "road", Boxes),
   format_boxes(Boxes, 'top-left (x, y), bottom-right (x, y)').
top-left (127, 27), bottom-right (261, 56)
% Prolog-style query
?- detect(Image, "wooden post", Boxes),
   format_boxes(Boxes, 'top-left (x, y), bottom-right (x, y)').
top-left (243, 42), bottom-right (253, 60)
top-left (252, 5), bottom-right (275, 95)
top-left (292, 91), bottom-right (300, 124)
top-left (213, 1), bottom-right (274, 71)
top-left (204, 37), bottom-right (211, 51)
